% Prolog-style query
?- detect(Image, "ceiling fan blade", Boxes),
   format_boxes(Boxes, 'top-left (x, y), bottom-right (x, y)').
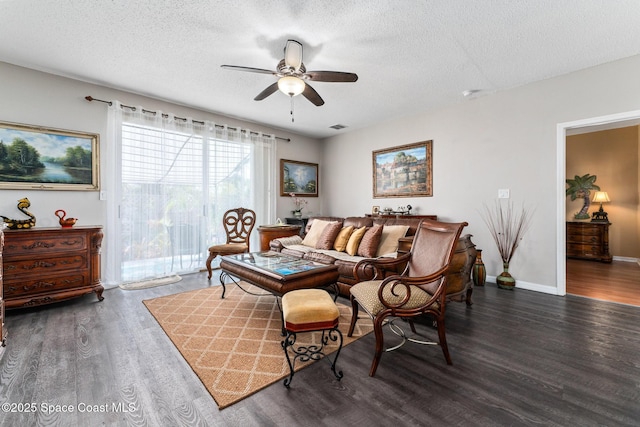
top-left (254, 82), bottom-right (279, 101)
top-left (221, 65), bottom-right (276, 75)
top-left (284, 40), bottom-right (303, 71)
top-left (302, 83), bottom-right (324, 106)
top-left (305, 71), bottom-right (358, 82)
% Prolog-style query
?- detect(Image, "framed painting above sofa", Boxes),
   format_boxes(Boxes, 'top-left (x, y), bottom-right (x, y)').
top-left (372, 140), bottom-right (432, 198)
top-left (280, 159), bottom-right (318, 197)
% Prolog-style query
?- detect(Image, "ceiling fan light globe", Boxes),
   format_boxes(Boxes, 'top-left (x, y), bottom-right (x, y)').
top-left (278, 76), bottom-right (305, 96)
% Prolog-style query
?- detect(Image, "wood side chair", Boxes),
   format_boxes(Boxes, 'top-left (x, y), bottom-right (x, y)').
top-left (206, 207), bottom-right (256, 279)
top-left (348, 219), bottom-right (467, 376)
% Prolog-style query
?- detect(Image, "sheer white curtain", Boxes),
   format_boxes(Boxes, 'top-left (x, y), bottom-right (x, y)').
top-left (104, 101), bottom-right (275, 284)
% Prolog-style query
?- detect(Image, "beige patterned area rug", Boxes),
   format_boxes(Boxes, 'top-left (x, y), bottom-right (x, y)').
top-left (143, 283), bottom-right (373, 409)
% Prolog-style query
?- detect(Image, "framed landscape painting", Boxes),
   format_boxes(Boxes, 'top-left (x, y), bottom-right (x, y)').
top-left (0, 121), bottom-right (100, 190)
top-left (280, 159), bottom-right (318, 197)
top-left (373, 140), bottom-right (432, 198)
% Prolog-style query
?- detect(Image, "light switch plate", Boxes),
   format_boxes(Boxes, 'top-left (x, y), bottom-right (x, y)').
top-left (498, 189), bottom-right (510, 199)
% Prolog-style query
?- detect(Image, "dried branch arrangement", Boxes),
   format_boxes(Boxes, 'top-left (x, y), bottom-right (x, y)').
top-left (480, 202), bottom-right (533, 263)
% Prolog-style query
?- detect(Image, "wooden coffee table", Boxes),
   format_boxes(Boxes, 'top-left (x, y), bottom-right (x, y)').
top-left (219, 251), bottom-right (339, 299)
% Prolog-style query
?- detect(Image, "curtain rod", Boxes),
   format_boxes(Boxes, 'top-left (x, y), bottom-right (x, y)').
top-left (85, 96), bottom-right (291, 142)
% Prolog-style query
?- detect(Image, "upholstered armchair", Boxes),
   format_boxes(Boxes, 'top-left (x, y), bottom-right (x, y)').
top-left (206, 207), bottom-right (256, 279)
top-left (348, 219), bottom-right (467, 377)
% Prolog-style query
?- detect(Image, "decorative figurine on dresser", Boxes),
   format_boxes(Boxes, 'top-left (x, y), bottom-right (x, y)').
top-left (55, 209), bottom-right (78, 228)
top-left (1, 197), bottom-right (36, 229)
top-left (3, 226), bottom-right (104, 309)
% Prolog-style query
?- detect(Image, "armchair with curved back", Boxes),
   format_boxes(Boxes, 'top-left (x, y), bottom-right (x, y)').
top-left (347, 219), bottom-right (467, 377)
top-left (206, 207), bottom-right (256, 279)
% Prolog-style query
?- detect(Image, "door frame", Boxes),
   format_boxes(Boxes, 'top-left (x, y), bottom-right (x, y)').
top-left (556, 109), bottom-right (640, 296)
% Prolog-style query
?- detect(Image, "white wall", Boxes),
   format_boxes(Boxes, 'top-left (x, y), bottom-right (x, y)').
top-left (4, 54), bottom-right (640, 292)
top-left (0, 62), bottom-right (322, 278)
top-left (321, 55), bottom-right (640, 294)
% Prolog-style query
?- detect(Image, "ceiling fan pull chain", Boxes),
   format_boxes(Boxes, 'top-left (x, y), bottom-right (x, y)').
top-left (290, 96), bottom-right (295, 123)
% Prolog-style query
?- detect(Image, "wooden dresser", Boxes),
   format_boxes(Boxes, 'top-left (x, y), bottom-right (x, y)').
top-left (3, 226), bottom-right (104, 309)
top-left (0, 226), bottom-right (6, 356)
top-left (566, 221), bottom-right (612, 263)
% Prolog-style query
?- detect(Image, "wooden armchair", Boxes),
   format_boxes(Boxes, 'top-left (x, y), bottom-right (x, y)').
top-left (206, 207), bottom-right (256, 279)
top-left (347, 219), bottom-right (467, 376)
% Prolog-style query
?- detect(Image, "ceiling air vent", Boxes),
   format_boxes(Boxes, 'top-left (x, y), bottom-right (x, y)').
top-left (329, 124), bottom-right (347, 130)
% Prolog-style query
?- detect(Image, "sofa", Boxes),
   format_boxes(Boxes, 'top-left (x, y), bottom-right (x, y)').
top-left (269, 215), bottom-right (476, 304)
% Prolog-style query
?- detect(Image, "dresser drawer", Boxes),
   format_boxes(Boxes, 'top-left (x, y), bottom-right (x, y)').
top-left (3, 232), bottom-right (87, 256)
top-left (567, 226), bottom-right (601, 236)
top-left (567, 234), bottom-right (602, 244)
top-left (4, 272), bottom-right (90, 298)
top-left (567, 243), bottom-right (602, 256)
top-left (4, 254), bottom-right (87, 276)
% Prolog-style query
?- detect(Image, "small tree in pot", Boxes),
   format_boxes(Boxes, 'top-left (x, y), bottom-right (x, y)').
top-left (566, 174), bottom-right (600, 220)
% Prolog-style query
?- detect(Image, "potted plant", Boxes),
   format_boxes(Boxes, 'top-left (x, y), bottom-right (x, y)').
top-left (566, 174), bottom-right (600, 220)
top-left (480, 201), bottom-right (533, 289)
top-left (289, 193), bottom-right (308, 218)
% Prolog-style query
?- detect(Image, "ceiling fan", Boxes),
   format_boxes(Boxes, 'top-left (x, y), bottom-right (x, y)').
top-left (221, 39), bottom-right (358, 107)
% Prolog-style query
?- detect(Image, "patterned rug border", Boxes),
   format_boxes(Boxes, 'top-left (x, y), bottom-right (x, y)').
top-left (143, 283), bottom-right (373, 409)
top-left (120, 274), bottom-right (182, 290)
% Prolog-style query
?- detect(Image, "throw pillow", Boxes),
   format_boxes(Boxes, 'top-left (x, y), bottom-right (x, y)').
top-left (301, 220), bottom-right (337, 247)
top-left (357, 224), bottom-right (384, 258)
top-left (376, 225), bottom-right (410, 257)
top-left (333, 226), bottom-right (355, 252)
top-left (316, 221), bottom-right (343, 249)
top-left (345, 226), bottom-right (367, 256)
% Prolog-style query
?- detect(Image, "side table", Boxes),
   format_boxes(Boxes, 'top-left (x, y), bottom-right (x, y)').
top-left (257, 225), bottom-right (302, 251)
top-left (285, 217), bottom-right (309, 235)
top-left (566, 221), bottom-right (612, 262)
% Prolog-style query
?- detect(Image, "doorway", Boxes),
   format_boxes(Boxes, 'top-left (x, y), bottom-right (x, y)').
top-left (557, 110), bottom-right (640, 303)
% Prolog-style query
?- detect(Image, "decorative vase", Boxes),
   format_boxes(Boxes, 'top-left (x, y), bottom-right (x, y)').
top-left (472, 249), bottom-right (486, 287)
top-left (496, 262), bottom-right (516, 290)
top-left (293, 210), bottom-right (302, 218)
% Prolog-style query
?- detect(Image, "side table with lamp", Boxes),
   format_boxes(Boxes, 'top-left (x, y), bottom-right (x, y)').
top-left (566, 190), bottom-right (612, 263)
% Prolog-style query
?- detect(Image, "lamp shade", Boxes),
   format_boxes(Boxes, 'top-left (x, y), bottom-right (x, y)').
top-left (592, 191), bottom-right (610, 203)
top-left (278, 76), bottom-right (305, 96)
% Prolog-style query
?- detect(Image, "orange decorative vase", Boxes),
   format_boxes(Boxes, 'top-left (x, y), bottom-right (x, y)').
top-left (472, 249), bottom-right (486, 287)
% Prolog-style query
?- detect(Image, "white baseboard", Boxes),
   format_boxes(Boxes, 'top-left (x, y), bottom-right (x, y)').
top-left (486, 275), bottom-right (561, 295)
top-left (612, 256), bottom-right (639, 263)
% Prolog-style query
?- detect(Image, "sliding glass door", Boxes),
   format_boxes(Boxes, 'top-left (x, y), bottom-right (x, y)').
top-left (109, 105), bottom-right (275, 284)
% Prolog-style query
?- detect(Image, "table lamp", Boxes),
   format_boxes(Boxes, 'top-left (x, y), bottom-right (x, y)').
top-left (591, 191), bottom-right (610, 222)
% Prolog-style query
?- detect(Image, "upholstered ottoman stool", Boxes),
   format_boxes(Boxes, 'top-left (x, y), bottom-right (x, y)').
top-left (281, 289), bottom-right (344, 387)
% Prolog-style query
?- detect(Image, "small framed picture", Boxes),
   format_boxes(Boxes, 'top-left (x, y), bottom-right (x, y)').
top-left (372, 206), bottom-right (380, 215)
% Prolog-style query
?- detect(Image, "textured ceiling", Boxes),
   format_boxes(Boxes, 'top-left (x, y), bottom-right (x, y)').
top-left (1, 0), bottom-right (640, 138)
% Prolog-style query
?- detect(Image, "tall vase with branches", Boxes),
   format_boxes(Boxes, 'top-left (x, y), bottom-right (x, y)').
top-left (480, 201), bottom-right (533, 289)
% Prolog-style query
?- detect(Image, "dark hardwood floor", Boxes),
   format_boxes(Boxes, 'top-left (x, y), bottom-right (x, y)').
top-left (1, 272), bottom-right (639, 426)
top-left (567, 259), bottom-right (640, 306)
